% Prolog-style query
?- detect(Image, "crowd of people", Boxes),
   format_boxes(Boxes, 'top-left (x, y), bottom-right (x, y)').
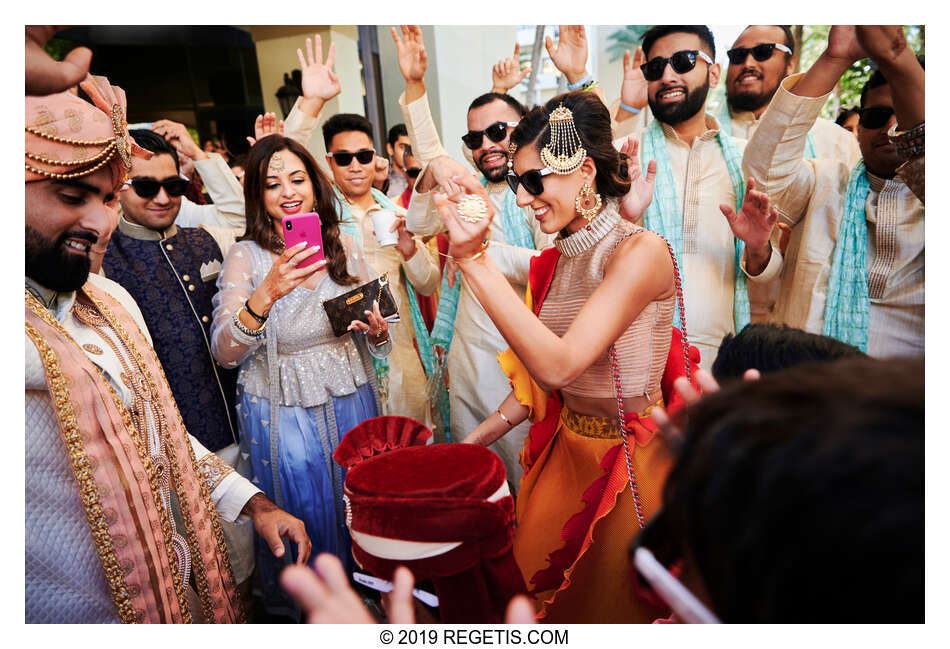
top-left (24, 23), bottom-right (924, 624)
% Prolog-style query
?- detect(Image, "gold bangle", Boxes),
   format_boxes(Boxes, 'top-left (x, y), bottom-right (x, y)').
top-left (496, 409), bottom-right (512, 426)
top-left (454, 240), bottom-right (491, 265)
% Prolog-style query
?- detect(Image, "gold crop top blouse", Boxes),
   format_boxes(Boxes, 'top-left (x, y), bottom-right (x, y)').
top-left (538, 205), bottom-right (675, 402)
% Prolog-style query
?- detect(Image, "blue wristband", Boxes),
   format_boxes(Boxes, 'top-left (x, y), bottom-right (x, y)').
top-left (567, 73), bottom-right (593, 91)
top-left (619, 100), bottom-right (641, 115)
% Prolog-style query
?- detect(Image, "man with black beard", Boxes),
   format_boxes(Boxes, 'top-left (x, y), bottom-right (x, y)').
top-left (386, 25), bottom-right (554, 492)
top-left (718, 25), bottom-right (859, 166)
top-left (612, 25), bottom-right (782, 367)
top-left (25, 76), bottom-right (310, 623)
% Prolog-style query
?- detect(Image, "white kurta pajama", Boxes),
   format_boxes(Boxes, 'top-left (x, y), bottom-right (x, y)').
top-left (741, 73), bottom-right (924, 358)
top-left (400, 91), bottom-right (555, 491)
top-left (25, 273), bottom-right (261, 623)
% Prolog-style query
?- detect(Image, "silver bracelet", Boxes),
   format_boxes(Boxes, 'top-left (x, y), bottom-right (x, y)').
top-left (233, 307), bottom-right (266, 340)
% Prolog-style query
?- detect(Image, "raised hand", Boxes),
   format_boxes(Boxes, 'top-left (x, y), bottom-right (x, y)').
top-left (492, 42), bottom-right (531, 93)
top-left (545, 25), bottom-right (589, 85)
top-left (825, 25), bottom-right (868, 65)
top-left (25, 26), bottom-right (92, 96)
top-left (246, 112), bottom-right (284, 147)
top-left (391, 25), bottom-right (428, 84)
top-left (618, 136), bottom-right (657, 223)
top-left (620, 46), bottom-right (649, 111)
top-left (374, 156), bottom-right (390, 188)
top-left (433, 174), bottom-right (495, 261)
top-left (298, 34), bottom-right (341, 102)
top-left (151, 119), bottom-right (206, 161)
top-left (720, 177), bottom-right (779, 254)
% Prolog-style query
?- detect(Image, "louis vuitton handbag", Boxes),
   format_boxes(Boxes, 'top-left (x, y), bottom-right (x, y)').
top-left (321, 274), bottom-right (398, 337)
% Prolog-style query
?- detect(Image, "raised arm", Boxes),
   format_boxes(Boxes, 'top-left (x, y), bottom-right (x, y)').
top-left (434, 178), bottom-right (673, 390)
top-left (283, 34), bottom-right (342, 146)
top-left (546, 25), bottom-right (606, 105)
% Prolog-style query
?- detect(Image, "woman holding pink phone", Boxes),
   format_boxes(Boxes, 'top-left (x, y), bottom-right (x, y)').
top-left (210, 135), bottom-right (389, 617)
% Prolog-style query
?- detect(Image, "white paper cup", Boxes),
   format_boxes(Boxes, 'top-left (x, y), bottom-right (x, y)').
top-left (370, 209), bottom-right (400, 247)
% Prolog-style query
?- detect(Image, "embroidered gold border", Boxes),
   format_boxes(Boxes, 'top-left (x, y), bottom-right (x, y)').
top-left (85, 287), bottom-right (244, 623)
top-left (25, 314), bottom-right (137, 624)
top-left (27, 290), bottom-right (192, 622)
top-left (198, 454), bottom-right (236, 494)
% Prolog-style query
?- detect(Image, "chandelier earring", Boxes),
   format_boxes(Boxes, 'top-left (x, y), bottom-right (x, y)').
top-left (575, 182), bottom-right (603, 222)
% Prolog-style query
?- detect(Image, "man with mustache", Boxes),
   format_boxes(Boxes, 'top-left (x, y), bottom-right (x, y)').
top-left (613, 25), bottom-right (782, 366)
top-left (25, 75), bottom-right (310, 623)
top-left (387, 26), bottom-right (555, 491)
top-left (742, 25), bottom-right (924, 358)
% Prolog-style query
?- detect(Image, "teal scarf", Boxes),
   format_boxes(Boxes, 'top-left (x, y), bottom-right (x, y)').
top-left (332, 186), bottom-right (435, 398)
top-left (716, 101), bottom-right (817, 158)
top-left (427, 178), bottom-right (537, 440)
top-left (641, 117), bottom-right (750, 332)
top-left (822, 160), bottom-right (871, 352)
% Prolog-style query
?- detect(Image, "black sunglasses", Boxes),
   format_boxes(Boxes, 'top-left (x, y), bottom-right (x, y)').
top-left (506, 167), bottom-right (553, 196)
top-left (858, 106), bottom-right (895, 130)
top-left (330, 149), bottom-right (375, 166)
top-left (461, 121), bottom-right (519, 150)
top-left (123, 176), bottom-right (190, 199)
top-left (641, 49), bottom-right (714, 82)
top-left (406, 167), bottom-right (422, 179)
top-left (725, 42), bottom-right (792, 65)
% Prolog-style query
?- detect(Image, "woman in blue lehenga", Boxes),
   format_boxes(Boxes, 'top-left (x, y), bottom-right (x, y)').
top-left (210, 135), bottom-right (391, 617)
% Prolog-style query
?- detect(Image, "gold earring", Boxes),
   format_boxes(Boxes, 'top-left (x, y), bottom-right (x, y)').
top-left (575, 182), bottom-right (603, 222)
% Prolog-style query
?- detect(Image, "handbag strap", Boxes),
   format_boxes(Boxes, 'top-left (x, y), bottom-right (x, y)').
top-left (605, 228), bottom-right (691, 529)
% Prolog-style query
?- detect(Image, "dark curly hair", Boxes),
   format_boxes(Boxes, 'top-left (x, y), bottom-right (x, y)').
top-left (509, 90), bottom-right (631, 199)
top-left (239, 135), bottom-right (356, 286)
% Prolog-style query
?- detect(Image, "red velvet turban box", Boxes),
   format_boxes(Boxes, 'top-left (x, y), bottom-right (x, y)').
top-left (334, 416), bottom-right (527, 623)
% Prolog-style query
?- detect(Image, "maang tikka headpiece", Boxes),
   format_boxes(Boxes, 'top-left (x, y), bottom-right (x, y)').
top-left (540, 103), bottom-right (586, 175)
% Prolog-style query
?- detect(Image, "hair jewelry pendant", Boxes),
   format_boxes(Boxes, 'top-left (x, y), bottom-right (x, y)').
top-left (541, 103), bottom-right (587, 175)
top-left (268, 152), bottom-right (285, 174)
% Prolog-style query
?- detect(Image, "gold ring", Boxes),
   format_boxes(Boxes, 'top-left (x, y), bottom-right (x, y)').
top-left (457, 194), bottom-right (489, 224)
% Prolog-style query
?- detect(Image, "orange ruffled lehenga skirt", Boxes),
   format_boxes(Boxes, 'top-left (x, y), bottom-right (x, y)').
top-left (512, 401), bottom-right (673, 623)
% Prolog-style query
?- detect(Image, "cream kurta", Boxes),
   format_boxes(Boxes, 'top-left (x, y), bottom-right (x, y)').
top-left (400, 91), bottom-right (555, 490)
top-left (612, 114), bottom-right (781, 366)
top-left (724, 107), bottom-right (861, 167)
top-left (742, 73), bottom-right (924, 358)
top-left (345, 199), bottom-right (441, 424)
top-left (25, 273), bottom-right (261, 623)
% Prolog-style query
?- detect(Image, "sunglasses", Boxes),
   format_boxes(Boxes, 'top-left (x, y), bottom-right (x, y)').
top-left (858, 106), bottom-right (896, 130)
top-left (330, 149), bottom-right (375, 166)
top-left (406, 167), bottom-right (422, 179)
top-left (461, 121), bottom-right (519, 150)
top-left (123, 176), bottom-right (190, 199)
top-left (506, 167), bottom-right (553, 196)
top-left (725, 42), bottom-right (792, 65)
top-left (641, 50), bottom-right (714, 82)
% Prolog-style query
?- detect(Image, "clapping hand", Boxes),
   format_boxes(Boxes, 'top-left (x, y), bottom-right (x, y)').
top-left (492, 42), bottom-right (531, 93)
top-left (620, 46), bottom-right (649, 112)
top-left (247, 113), bottom-right (284, 147)
top-left (545, 25), bottom-right (589, 85)
top-left (433, 174), bottom-right (496, 262)
top-left (298, 34), bottom-right (341, 102)
top-left (618, 136), bottom-right (657, 223)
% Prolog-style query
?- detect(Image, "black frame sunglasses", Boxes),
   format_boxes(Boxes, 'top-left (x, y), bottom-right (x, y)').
top-left (506, 167), bottom-right (553, 196)
top-left (858, 106), bottom-right (895, 130)
top-left (641, 49), bottom-right (714, 82)
top-left (330, 149), bottom-right (376, 166)
top-left (725, 42), bottom-right (792, 65)
top-left (123, 176), bottom-right (190, 199)
top-left (461, 121), bottom-right (519, 150)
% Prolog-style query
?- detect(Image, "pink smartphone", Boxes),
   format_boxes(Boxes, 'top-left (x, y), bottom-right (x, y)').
top-left (282, 212), bottom-right (326, 269)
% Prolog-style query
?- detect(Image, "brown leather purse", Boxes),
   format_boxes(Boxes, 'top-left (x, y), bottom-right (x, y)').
top-left (321, 274), bottom-right (398, 337)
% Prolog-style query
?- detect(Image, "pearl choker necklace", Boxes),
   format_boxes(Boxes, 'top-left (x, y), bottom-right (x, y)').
top-left (553, 205), bottom-right (622, 258)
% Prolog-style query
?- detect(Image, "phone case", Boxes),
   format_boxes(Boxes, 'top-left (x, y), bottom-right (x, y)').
top-left (282, 212), bottom-right (326, 269)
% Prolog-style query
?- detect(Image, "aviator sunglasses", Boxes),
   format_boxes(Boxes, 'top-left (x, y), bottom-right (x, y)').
top-left (123, 176), bottom-right (190, 199)
top-left (330, 149), bottom-right (376, 166)
top-left (858, 106), bottom-right (896, 130)
top-left (726, 42), bottom-right (792, 65)
top-left (641, 49), bottom-right (714, 82)
top-left (506, 167), bottom-right (553, 196)
top-left (461, 121), bottom-right (520, 150)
